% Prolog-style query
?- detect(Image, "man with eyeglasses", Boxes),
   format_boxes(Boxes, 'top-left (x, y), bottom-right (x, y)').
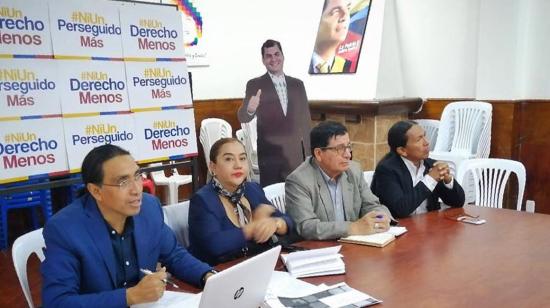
top-left (285, 121), bottom-right (392, 240)
top-left (42, 144), bottom-right (216, 307)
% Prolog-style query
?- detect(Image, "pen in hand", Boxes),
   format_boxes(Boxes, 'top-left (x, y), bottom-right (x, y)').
top-left (140, 268), bottom-right (179, 289)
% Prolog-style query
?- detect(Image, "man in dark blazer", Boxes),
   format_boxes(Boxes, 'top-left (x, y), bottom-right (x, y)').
top-left (371, 120), bottom-right (465, 218)
top-left (41, 145), bottom-right (215, 307)
top-left (238, 39), bottom-right (311, 187)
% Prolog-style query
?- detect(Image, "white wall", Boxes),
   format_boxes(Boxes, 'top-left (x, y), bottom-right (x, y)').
top-left (189, 0), bottom-right (385, 100)
top-left (521, 0), bottom-right (550, 99)
top-left (382, 0), bottom-right (550, 100)
top-left (392, 0), bottom-right (480, 98)
top-left (188, 0), bottom-right (549, 101)
top-left (475, 0), bottom-right (522, 100)
top-left (375, 0), bottom-right (404, 98)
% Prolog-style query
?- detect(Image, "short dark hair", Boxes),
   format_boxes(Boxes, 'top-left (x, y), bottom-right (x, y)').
top-left (79, 144), bottom-right (130, 196)
top-left (209, 137), bottom-right (245, 163)
top-left (261, 39), bottom-right (283, 58)
top-left (310, 121), bottom-right (348, 153)
top-left (387, 120), bottom-right (418, 153)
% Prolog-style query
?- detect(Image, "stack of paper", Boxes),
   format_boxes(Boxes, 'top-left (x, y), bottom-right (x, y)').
top-left (267, 282), bottom-right (382, 308)
top-left (280, 245), bottom-right (345, 278)
top-left (339, 226), bottom-right (408, 247)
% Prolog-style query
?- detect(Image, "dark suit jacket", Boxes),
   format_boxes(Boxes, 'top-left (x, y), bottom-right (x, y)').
top-left (188, 182), bottom-right (294, 265)
top-left (238, 73), bottom-right (311, 187)
top-left (371, 154), bottom-right (465, 218)
top-left (41, 193), bottom-right (211, 308)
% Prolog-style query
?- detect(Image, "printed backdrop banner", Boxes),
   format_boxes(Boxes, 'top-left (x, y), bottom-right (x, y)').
top-left (48, 0), bottom-right (123, 58)
top-left (63, 114), bottom-right (136, 172)
top-left (162, 0), bottom-right (209, 66)
top-left (0, 118), bottom-right (68, 183)
top-left (0, 0), bottom-right (53, 56)
top-left (57, 60), bottom-right (130, 115)
top-left (132, 109), bottom-right (197, 162)
top-left (0, 59), bottom-right (61, 119)
top-left (125, 60), bottom-right (192, 110)
top-left (119, 3), bottom-right (185, 59)
top-left (0, 0), bottom-right (198, 184)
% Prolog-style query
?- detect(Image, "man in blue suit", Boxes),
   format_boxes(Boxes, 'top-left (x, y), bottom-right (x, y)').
top-left (41, 144), bottom-right (215, 307)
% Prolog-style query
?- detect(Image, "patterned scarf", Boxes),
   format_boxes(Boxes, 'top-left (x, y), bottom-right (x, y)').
top-left (211, 178), bottom-right (251, 227)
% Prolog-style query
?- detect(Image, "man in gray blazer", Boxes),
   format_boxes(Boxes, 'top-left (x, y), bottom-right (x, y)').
top-left (285, 121), bottom-right (392, 240)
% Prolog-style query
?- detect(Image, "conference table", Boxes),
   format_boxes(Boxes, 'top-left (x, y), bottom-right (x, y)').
top-left (179, 205), bottom-right (550, 307)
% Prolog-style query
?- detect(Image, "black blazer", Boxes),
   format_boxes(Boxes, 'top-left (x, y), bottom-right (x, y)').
top-left (371, 153), bottom-right (465, 218)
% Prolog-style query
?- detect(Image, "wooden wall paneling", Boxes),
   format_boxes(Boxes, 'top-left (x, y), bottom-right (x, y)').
top-left (410, 99), bottom-right (447, 119)
top-left (517, 100), bottom-right (550, 214)
top-left (487, 101), bottom-right (516, 159)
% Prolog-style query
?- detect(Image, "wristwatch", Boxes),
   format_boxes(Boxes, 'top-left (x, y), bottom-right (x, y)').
top-left (201, 269), bottom-right (218, 287)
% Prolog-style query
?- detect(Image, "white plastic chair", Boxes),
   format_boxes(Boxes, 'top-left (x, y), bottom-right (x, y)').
top-left (429, 101), bottom-right (492, 202)
top-left (415, 119), bottom-right (439, 151)
top-left (235, 129), bottom-right (245, 143)
top-left (363, 171), bottom-right (374, 186)
top-left (199, 118), bottom-right (232, 168)
top-left (236, 129), bottom-right (259, 183)
top-left (457, 159), bottom-right (526, 211)
top-left (149, 162), bottom-right (192, 205)
top-left (430, 101), bottom-right (492, 167)
top-left (241, 117), bottom-right (260, 182)
top-left (162, 201), bottom-right (191, 247)
top-left (263, 182), bottom-right (286, 213)
top-left (12, 228), bottom-right (45, 308)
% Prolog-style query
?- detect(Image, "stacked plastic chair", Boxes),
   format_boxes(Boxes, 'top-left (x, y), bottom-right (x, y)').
top-left (263, 182), bottom-right (286, 213)
top-left (363, 171), bottom-right (375, 186)
top-left (149, 162), bottom-right (192, 205)
top-left (429, 101), bottom-right (492, 203)
top-left (240, 117), bottom-right (260, 182)
top-left (430, 101), bottom-right (492, 175)
top-left (199, 118), bottom-right (232, 167)
top-left (415, 119), bottom-right (440, 151)
top-left (0, 179), bottom-right (52, 250)
top-left (199, 118), bottom-right (232, 182)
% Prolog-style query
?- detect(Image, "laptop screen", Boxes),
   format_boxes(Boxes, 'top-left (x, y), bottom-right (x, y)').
top-left (198, 245), bottom-right (281, 308)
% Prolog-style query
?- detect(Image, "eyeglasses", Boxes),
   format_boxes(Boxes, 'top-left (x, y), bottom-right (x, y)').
top-left (320, 143), bottom-right (353, 155)
top-left (102, 172), bottom-right (144, 189)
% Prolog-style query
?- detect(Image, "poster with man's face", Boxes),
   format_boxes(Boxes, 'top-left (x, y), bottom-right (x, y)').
top-left (309, 0), bottom-right (372, 74)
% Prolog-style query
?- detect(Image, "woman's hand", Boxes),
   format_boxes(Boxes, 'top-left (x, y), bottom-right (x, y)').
top-left (253, 204), bottom-right (276, 220)
top-left (252, 218), bottom-right (278, 243)
top-left (242, 217), bottom-right (280, 243)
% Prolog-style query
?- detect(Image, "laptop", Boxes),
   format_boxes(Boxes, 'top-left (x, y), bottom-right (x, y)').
top-left (179, 245), bottom-right (282, 308)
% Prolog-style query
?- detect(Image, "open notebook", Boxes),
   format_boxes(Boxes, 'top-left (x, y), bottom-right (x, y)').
top-left (339, 226), bottom-right (408, 247)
